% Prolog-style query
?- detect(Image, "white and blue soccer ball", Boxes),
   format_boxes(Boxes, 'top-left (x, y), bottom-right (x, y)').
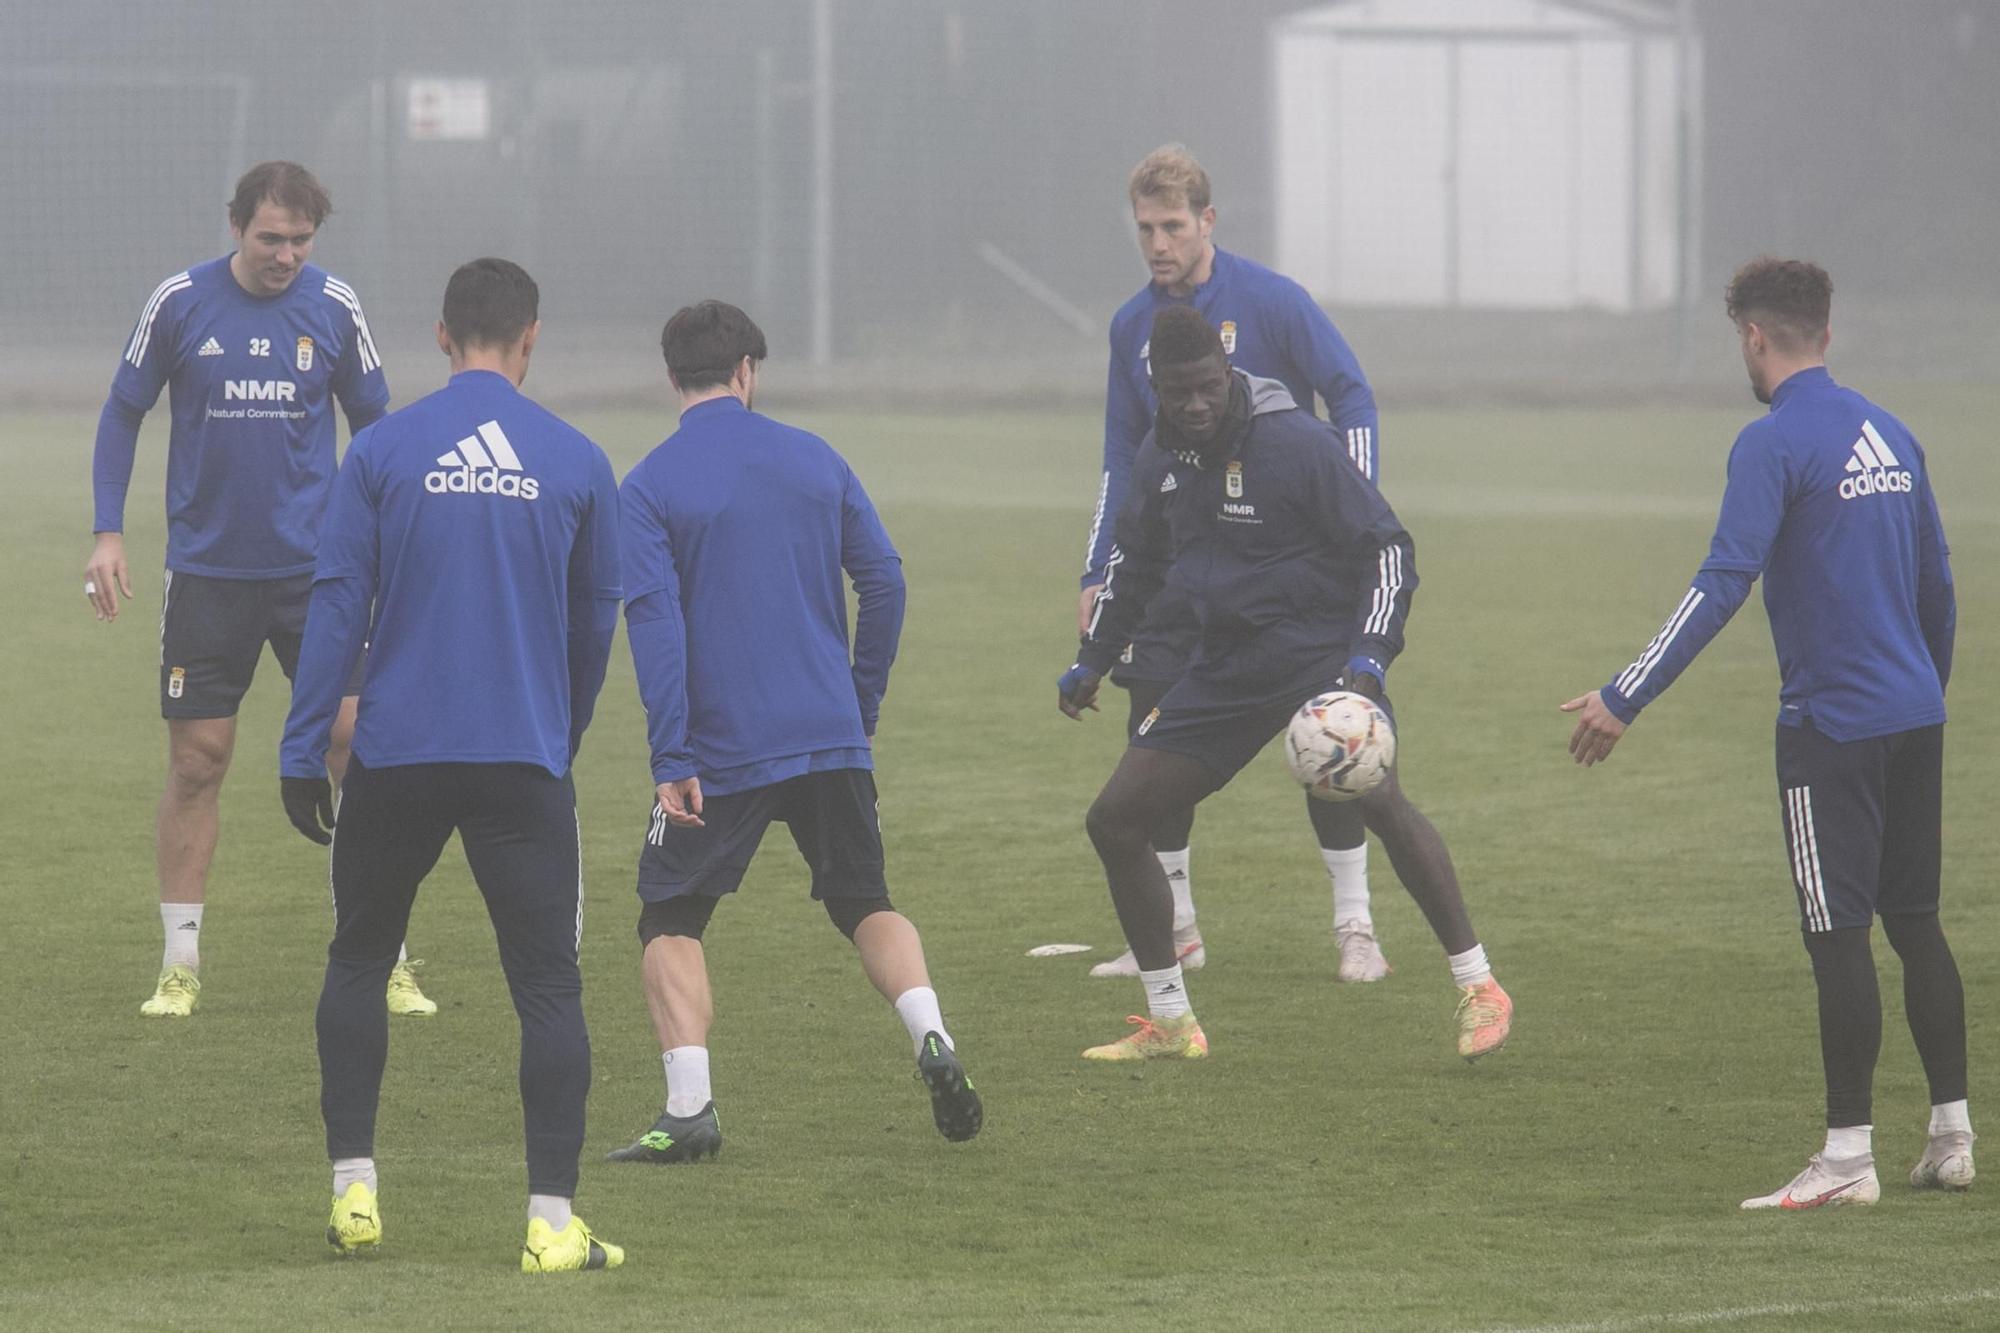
top-left (1285, 691), bottom-right (1395, 802)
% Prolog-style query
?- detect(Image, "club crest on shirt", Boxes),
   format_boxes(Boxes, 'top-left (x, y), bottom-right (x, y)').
top-left (1219, 320), bottom-right (1237, 355)
top-left (296, 336), bottom-right (314, 372)
top-left (1225, 460), bottom-right (1244, 499)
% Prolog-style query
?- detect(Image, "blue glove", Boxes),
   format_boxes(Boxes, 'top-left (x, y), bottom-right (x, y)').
top-left (1339, 655), bottom-right (1386, 703)
top-left (1057, 663), bottom-right (1102, 718)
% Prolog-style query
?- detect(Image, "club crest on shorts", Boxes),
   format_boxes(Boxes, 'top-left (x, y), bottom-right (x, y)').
top-left (1225, 460), bottom-right (1244, 498)
top-left (1219, 320), bottom-right (1237, 355)
top-left (168, 666), bottom-right (186, 699)
top-left (296, 336), bottom-right (314, 372)
top-left (1137, 707), bottom-right (1160, 736)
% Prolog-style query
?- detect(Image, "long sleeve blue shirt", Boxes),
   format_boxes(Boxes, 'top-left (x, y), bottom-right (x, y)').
top-left (1601, 367), bottom-right (1953, 742)
top-left (280, 369), bottom-right (621, 778)
top-left (620, 397), bottom-right (904, 794)
top-left (93, 256), bottom-right (389, 577)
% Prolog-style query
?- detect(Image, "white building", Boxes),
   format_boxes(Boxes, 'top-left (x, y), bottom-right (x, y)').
top-left (1271, 0), bottom-right (1699, 311)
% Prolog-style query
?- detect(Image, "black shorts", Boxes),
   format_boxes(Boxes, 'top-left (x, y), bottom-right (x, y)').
top-left (636, 767), bottom-right (887, 903)
top-left (1775, 719), bottom-right (1943, 933)
top-left (1131, 679), bottom-right (1390, 786)
top-left (158, 570), bottom-right (361, 719)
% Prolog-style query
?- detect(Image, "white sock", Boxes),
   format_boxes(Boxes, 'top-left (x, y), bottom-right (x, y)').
top-left (1139, 963), bottom-right (1191, 1020)
top-left (161, 903), bottom-right (203, 971)
top-left (1446, 944), bottom-right (1491, 988)
top-left (397, 940), bottom-right (409, 964)
top-left (1158, 849), bottom-right (1196, 931)
top-left (892, 986), bottom-right (950, 1057)
top-left (663, 1045), bottom-right (712, 1117)
top-left (331, 1156), bottom-right (376, 1196)
top-left (528, 1194), bottom-right (572, 1231)
top-left (1322, 845), bottom-right (1370, 927)
top-left (1824, 1124), bottom-right (1873, 1160)
top-left (1930, 1099), bottom-right (1973, 1137)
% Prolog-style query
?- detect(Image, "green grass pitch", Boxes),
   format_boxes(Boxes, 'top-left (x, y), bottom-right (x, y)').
top-left (4, 387), bottom-right (1996, 1330)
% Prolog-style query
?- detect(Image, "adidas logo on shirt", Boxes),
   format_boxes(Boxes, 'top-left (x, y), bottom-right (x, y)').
top-left (1838, 420), bottom-right (1912, 500)
top-left (198, 337), bottom-right (224, 356)
top-left (1159, 473), bottom-right (1178, 493)
top-left (425, 420), bottom-right (540, 499)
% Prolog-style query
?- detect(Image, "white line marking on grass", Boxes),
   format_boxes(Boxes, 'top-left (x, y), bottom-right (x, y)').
top-left (1462, 1287), bottom-right (2000, 1333)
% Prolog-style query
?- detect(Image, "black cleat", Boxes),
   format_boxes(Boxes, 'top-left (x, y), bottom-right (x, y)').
top-left (605, 1101), bottom-right (723, 1164)
top-left (917, 1032), bottom-right (982, 1142)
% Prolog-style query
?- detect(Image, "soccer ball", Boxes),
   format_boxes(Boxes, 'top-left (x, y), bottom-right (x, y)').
top-left (1285, 691), bottom-right (1395, 802)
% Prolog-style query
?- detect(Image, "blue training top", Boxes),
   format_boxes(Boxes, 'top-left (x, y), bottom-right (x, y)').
top-left (1601, 367), bottom-right (1955, 743)
top-left (93, 256), bottom-right (390, 578)
top-left (1084, 246), bottom-right (1378, 590)
top-left (280, 369), bottom-right (622, 778)
top-left (620, 396), bottom-right (905, 795)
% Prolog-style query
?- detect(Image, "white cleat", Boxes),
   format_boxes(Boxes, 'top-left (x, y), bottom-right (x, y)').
top-left (1089, 929), bottom-right (1205, 978)
top-left (1740, 1152), bottom-right (1880, 1211)
top-left (1333, 920), bottom-right (1391, 983)
top-left (1910, 1131), bottom-right (1975, 1191)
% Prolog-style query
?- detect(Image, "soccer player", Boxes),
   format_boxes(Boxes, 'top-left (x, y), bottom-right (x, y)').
top-left (1562, 258), bottom-right (1972, 1210)
top-left (86, 161), bottom-right (435, 1020)
top-left (606, 301), bottom-right (981, 1164)
top-left (1079, 144), bottom-right (1390, 983)
top-left (1059, 306), bottom-right (1512, 1062)
top-left (281, 258), bottom-right (625, 1270)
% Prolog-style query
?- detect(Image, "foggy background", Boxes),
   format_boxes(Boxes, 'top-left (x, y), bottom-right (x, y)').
top-left (4, 0), bottom-right (1996, 408)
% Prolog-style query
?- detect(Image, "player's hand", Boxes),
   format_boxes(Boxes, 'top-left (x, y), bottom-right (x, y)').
top-left (1058, 663), bottom-right (1102, 719)
top-left (84, 532), bottom-right (133, 622)
top-left (657, 777), bottom-right (705, 828)
top-left (1077, 584), bottom-right (1103, 636)
top-left (1560, 690), bottom-right (1628, 767)
top-left (281, 776), bottom-right (337, 845)
top-left (1339, 669), bottom-right (1384, 704)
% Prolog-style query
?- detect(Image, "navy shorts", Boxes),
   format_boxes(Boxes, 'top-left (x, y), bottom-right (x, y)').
top-left (1775, 719), bottom-right (1943, 933)
top-left (1131, 679), bottom-right (1390, 786)
top-left (158, 570), bottom-right (361, 719)
top-left (637, 768), bottom-right (887, 903)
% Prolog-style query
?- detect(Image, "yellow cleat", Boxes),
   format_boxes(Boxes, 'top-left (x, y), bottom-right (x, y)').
top-left (1455, 977), bottom-right (1513, 1061)
top-left (386, 960), bottom-right (438, 1017)
top-left (140, 964), bottom-right (200, 1018)
top-left (326, 1181), bottom-right (382, 1256)
top-left (521, 1215), bottom-right (624, 1273)
top-left (1082, 1012), bottom-right (1208, 1061)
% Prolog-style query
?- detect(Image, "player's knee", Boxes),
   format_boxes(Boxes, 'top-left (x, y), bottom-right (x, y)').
top-left (637, 894), bottom-right (718, 945)
top-left (165, 734), bottom-right (232, 794)
top-left (1881, 910), bottom-right (1943, 956)
top-left (824, 895), bottom-right (894, 941)
top-left (1085, 789), bottom-right (1143, 850)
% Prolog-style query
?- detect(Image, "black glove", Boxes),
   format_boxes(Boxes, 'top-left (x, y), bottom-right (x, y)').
top-left (1339, 668), bottom-right (1385, 704)
top-left (282, 776), bottom-right (337, 845)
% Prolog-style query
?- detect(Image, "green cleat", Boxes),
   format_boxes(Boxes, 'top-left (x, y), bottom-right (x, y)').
top-left (605, 1102), bottom-right (722, 1164)
top-left (385, 959), bottom-right (438, 1017)
top-left (917, 1032), bottom-right (983, 1142)
top-left (326, 1180), bottom-right (381, 1256)
top-left (521, 1215), bottom-right (623, 1272)
top-left (140, 964), bottom-right (200, 1018)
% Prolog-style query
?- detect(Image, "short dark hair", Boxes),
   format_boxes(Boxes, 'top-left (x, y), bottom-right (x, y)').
top-left (228, 161), bottom-right (331, 231)
top-left (1725, 257), bottom-right (1832, 349)
top-left (661, 301), bottom-right (768, 390)
top-left (442, 258), bottom-right (540, 349)
top-left (1148, 305), bottom-right (1223, 369)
